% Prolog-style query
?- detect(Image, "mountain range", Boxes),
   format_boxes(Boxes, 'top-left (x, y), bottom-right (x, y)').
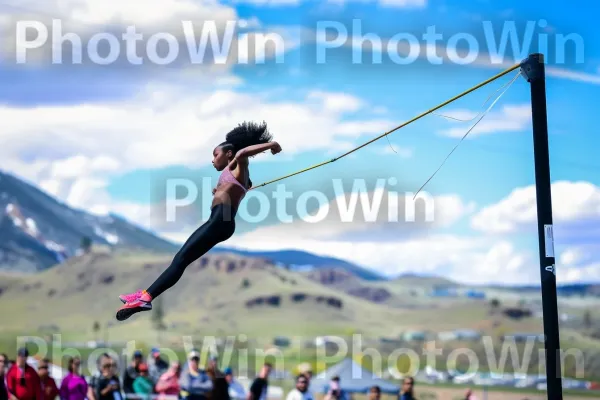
top-left (1, 169), bottom-right (599, 297)
top-left (0, 170), bottom-right (385, 280)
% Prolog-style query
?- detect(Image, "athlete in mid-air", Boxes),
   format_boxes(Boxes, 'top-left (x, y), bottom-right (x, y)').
top-left (116, 121), bottom-right (282, 321)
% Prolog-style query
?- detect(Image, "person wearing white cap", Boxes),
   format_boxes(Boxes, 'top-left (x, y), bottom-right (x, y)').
top-left (179, 351), bottom-right (212, 400)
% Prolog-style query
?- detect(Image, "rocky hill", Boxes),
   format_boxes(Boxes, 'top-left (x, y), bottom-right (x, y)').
top-left (0, 249), bottom-right (407, 338)
top-left (303, 267), bottom-right (393, 303)
top-left (0, 171), bottom-right (385, 281)
top-left (210, 247), bottom-right (386, 281)
top-left (0, 171), bottom-right (178, 272)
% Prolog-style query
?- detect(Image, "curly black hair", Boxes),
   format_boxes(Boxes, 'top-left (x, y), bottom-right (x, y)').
top-left (219, 121), bottom-right (273, 155)
top-left (217, 121), bottom-right (273, 189)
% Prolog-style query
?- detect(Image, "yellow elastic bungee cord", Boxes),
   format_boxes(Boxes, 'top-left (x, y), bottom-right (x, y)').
top-left (250, 61), bottom-right (523, 191)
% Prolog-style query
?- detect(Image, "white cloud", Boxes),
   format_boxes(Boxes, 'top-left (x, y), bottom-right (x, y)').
top-left (334, 120), bottom-right (396, 137)
top-left (1, 0), bottom-right (236, 29)
top-left (164, 214), bottom-right (598, 284)
top-left (238, 190), bottom-right (474, 240)
top-left (0, 1), bottom-right (303, 69)
top-left (0, 87), bottom-right (390, 172)
top-left (437, 104), bottom-right (531, 138)
top-left (471, 181), bottom-right (600, 238)
top-left (558, 245), bottom-right (600, 283)
top-left (157, 189), bottom-right (495, 282)
top-left (376, 145), bottom-right (413, 158)
top-left (232, 0), bottom-right (426, 7)
top-left (0, 81), bottom-right (394, 231)
top-left (229, 0), bottom-right (301, 5)
top-left (314, 26), bottom-right (600, 86)
top-left (307, 90), bottom-right (364, 113)
top-left (227, 230), bottom-right (535, 283)
top-left (378, 0), bottom-right (426, 7)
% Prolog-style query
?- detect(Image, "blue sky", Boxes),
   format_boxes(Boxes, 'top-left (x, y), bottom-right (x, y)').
top-left (1, 0), bottom-right (599, 284)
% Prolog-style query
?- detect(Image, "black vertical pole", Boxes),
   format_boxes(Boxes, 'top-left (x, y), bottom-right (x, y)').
top-left (520, 53), bottom-right (563, 400)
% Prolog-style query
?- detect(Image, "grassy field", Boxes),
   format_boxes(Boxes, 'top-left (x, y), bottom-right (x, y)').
top-left (1, 249), bottom-right (600, 383)
top-left (3, 249), bottom-right (588, 337)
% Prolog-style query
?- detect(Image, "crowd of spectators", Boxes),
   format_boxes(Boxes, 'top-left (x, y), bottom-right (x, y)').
top-left (0, 348), bottom-right (418, 400)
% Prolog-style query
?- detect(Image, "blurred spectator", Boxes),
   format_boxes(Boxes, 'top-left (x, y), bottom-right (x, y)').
top-left (123, 351), bottom-right (143, 395)
top-left (323, 376), bottom-right (350, 400)
top-left (1, 353), bottom-right (9, 400)
top-left (247, 363), bottom-right (272, 400)
top-left (133, 364), bottom-right (154, 400)
top-left (60, 357), bottom-right (88, 400)
top-left (299, 366), bottom-right (314, 399)
top-left (285, 374), bottom-right (313, 400)
top-left (204, 357), bottom-right (230, 400)
top-left (155, 362), bottom-right (181, 399)
top-left (179, 350), bottom-right (212, 400)
top-left (95, 358), bottom-right (122, 400)
top-left (88, 354), bottom-right (111, 400)
top-left (5, 348), bottom-right (42, 400)
top-left (224, 368), bottom-right (245, 399)
top-left (399, 377), bottom-right (414, 400)
top-left (368, 386), bottom-right (381, 400)
top-left (38, 358), bottom-right (59, 400)
top-left (147, 349), bottom-right (168, 384)
top-left (210, 368), bottom-right (230, 400)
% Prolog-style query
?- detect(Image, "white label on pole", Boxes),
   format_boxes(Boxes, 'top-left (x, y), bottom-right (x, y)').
top-left (544, 224), bottom-right (555, 258)
top-left (545, 265), bottom-right (555, 276)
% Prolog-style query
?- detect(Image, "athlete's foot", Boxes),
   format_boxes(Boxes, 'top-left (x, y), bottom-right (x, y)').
top-left (119, 290), bottom-right (144, 304)
top-left (116, 298), bottom-right (152, 321)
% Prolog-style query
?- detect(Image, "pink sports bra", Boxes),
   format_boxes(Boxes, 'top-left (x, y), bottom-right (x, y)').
top-left (217, 167), bottom-right (248, 193)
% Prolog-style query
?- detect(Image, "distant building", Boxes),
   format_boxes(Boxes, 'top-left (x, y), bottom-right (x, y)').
top-left (380, 337), bottom-right (403, 346)
top-left (437, 331), bottom-right (458, 341)
top-left (401, 331), bottom-right (428, 341)
top-left (431, 287), bottom-right (458, 297)
top-left (454, 330), bottom-right (482, 341)
top-left (502, 333), bottom-right (545, 343)
top-left (437, 330), bottom-right (481, 342)
top-left (273, 336), bottom-right (291, 347)
top-left (465, 290), bottom-right (486, 299)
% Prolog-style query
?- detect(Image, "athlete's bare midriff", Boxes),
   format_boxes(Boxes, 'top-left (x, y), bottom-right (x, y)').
top-left (212, 182), bottom-right (246, 210)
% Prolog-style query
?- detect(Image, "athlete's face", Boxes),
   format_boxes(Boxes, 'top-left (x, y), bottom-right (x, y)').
top-left (212, 146), bottom-right (231, 171)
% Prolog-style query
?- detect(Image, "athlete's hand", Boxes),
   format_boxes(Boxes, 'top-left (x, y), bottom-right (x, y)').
top-left (271, 142), bottom-right (282, 154)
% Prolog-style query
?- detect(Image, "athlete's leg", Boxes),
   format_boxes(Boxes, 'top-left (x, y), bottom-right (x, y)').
top-left (116, 222), bottom-right (222, 303)
top-left (145, 218), bottom-right (228, 299)
top-left (116, 204), bottom-right (235, 321)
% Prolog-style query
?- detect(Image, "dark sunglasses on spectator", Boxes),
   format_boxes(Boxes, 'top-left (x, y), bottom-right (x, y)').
top-left (39, 366), bottom-right (48, 370)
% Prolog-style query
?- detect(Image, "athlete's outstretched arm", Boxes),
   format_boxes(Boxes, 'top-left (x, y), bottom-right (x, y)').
top-left (235, 142), bottom-right (281, 161)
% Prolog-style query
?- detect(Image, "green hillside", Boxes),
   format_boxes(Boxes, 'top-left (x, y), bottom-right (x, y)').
top-left (2, 248), bottom-right (597, 341)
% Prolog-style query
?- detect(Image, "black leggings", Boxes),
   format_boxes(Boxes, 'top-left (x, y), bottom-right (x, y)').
top-left (146, 203), bottom-right (236, 299)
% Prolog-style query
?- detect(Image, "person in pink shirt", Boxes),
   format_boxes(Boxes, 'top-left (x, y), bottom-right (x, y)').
top-left (59, 358), bottom-right (88, 400)
top-left (155, 362), bottom-right (181, 399)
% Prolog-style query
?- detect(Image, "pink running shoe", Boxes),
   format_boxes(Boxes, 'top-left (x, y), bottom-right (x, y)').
top-left (116, 298), bottom-right (152, 321)
top-left (119, 290), bottom-right (144, 304)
